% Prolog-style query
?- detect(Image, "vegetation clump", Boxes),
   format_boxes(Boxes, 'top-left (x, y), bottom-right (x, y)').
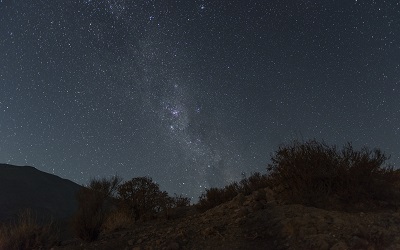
top-left (69, 139), bottom-right (400, 244)
top-left (267, 139), bottom-right (400, 210)
top-left (117, 176), bottom-right (169, 221)
top-left (197, 172), bottom-right (271, 212)
top-left (71, 176), bottom-right (122, 242)
top-left (71, 175), bottom-right (191, 241)
top-left (197, 140), bottom-right (400, 212)
top-left (117, 177), bottom-right (190, 221)
top-left (0, 209), bottom-right (59, 250)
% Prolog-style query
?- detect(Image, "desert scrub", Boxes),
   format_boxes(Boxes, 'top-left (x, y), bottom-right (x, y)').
top-left (102, 209), bottom-right (134, 233)
top-left (0, 209), bottom-right (59, 250)
top-left (117, 176), bottom-right (173, 221)
top-left (197, 172), bottom-right (271, 212)
top-left (71, 176), bottom-right (122, 242)
top-left (267, 139), bottom-right (400, 210)
top-left (71, 188), bottom-right (106, 242)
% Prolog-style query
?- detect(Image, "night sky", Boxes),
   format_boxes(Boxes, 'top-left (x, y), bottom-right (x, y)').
top-left (1, 0), bottom-right (399, 199)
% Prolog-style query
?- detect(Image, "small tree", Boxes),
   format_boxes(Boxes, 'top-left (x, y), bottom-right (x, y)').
top-left (118, 177), bottom-right (167, 221)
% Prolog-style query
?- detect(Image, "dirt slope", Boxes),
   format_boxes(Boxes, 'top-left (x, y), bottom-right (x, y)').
top-left (55, 188), bottom-right (400, 250)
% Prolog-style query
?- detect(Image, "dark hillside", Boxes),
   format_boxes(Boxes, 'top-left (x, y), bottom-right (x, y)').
top-left (0, 164), bottom-right (82, 222)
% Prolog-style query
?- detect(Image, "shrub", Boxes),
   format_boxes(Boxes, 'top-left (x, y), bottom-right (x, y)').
top-left (71, 175), bottom-right (122, 242)
top-left (70, 188), bottom-right (105, 242)
top-left (197, 187), bottom-right (235, 212)
top-left (0, 209), bottom-right (59, 250)
top-left (267, 139), bottom-right (400, 210)
top-left (171, 193), bottom-right (191, 208)
top-left (102, 209), bottom-right (134, 233)
top-left (240, 172), bottom-right (271, 194)
top-left (88, 175), bottom-right (122, 198)
top-left (117, 177), bottom-right (170, 221)
top-left (197, 173), bottom-right (271, 212)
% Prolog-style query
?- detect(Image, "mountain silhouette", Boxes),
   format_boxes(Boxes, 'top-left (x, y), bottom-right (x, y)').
top-left (0, 164), bottom-right (82, 222)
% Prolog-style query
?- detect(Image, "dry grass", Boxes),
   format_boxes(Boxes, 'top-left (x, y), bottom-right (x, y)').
top-left (102, 209), bottom-right (134, 233)
top-left (71, 176), bottom-right (122, 242)
top-left (70, 188), bottom-right (107, 242)
top-left (0, 209), bottom-right (59, 250)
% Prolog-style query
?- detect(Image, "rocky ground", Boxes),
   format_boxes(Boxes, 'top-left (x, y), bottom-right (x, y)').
top-left (54, 188), bottom-right (400, 250)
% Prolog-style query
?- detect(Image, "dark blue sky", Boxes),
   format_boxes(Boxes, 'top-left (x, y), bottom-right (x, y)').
top-left (1, 0), bottom-right (399, 199)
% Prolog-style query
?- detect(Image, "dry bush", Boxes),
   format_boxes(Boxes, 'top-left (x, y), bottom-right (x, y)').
top-left (197, 188), bottom-right (228, 212)
top-left (240, 172), bottom-right (272, 194)
top-left (267, 139), bottom-right (400, 210)
top-left (0, 209), bottom-right (59, 250)
top-left (88, 175), bottom-right (122, 198)
top-left (70, 188), bottom-right (106, 242)
top-left (102, 209), bottom-right (134, 233)
top-left (197, 173), bottom-right (271, 212)
top-left (71, 175), bottom-right (122, 242)
top-left (118, 177), bottom-right (171, 221)
top-left (171, 194), bottom-right (191, 208)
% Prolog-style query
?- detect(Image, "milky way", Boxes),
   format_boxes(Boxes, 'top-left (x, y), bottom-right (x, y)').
top-left (1, 0), bottom-right (399, 199)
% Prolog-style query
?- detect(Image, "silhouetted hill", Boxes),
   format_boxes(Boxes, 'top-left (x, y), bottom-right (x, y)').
top-left (0, 164), bottom-right (82, 222)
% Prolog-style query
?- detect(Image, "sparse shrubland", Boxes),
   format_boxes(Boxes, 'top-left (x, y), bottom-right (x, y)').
top-left (0, 209), bottom-right (59, 250)
top-left (71, 175), bottom-right (191, 241)
top-left (68, 139), bottom-right (400, 245)
top-left (171, 193), bottom-right (191, 208)
top-left (197, 172), bottom-right (271, 212)
top-left (117, 176), bottom-right (185, 221)
top-left (196, 140), bottom-right (400, 212)
top-left (266, 139), bottom-right (400, 210)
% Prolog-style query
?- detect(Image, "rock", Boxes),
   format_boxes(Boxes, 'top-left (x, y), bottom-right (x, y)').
top-left (265, 188), bottom-right (275, 201)
top-left (252, 190), bottom-right (266, 201)
top-left (349, 236), bottom-right (369, 249)
top-left (164, 241), bottom-right (180, 250)
top-left (330, 241), bottom-right (348, 250)
top-left (128, 239), bottom-right (135, 246)
top-left (332, 217), bottom-right (345, 225)
top-left (310, 237), bottom-right (330, 250)
top-left (202, 227), bottom-right (216, 236)
top-left (387, 244), bottom-right (400, 250)
top-left (298, 226), bottom-right (317, 238)
top-left (235, 207), bottom-right (250, 217)
top-left (234, 217), bottom-right (245, 224)
top-left (280, 220), bottom-right (294, 238)
top-left (232, 193), bottom-right (245, 206)
top-left (252, 201), bottom-right (264, 211)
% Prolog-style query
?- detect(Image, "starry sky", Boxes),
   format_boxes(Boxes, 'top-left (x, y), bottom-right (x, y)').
top-left (1, 0), bottom-right (399, 199)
